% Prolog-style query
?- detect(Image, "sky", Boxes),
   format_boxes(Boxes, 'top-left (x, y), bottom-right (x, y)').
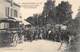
top-left (14, 0), bottom-right (80, 24)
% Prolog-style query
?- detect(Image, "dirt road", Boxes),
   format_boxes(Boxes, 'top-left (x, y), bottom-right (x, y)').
top-left (0, 40), bottom-right (66, 52)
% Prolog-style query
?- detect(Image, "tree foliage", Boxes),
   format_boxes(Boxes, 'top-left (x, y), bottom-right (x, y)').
top-left (56, 1), bottom-right (73, 24)
top-left (25, 14), bottom-right (38, 26)
top-left (25, 1), bottom-right (73, 26)
top-left (25, 14), bottom-right (47, 27)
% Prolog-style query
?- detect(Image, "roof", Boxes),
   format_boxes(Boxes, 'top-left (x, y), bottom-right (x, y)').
top-left (6, 0), bottom-right (20, 7)
top-left (0, 18), bottom-right (20, 22)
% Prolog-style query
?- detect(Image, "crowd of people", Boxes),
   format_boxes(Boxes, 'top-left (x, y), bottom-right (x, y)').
top-left (23, 27), bottom-right (75, 46)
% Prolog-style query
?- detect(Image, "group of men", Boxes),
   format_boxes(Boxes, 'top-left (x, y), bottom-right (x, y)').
top-left (24, 27), bottom-right (75, 45)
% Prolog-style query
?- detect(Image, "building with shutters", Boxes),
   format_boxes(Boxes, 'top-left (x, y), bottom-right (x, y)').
top-left (0, 0), bottom-right (21, 30)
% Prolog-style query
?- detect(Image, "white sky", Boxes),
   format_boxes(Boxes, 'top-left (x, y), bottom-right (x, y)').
top-left (14, 0), bottom-right (80, 24)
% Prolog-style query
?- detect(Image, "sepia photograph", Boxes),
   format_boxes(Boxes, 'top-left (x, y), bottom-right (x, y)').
top-left (0, 0), bottom-right (80, 52)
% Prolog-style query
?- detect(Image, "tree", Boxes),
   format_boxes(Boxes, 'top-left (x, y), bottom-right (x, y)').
top-left (67, 19), bottom-right (79, 33)
top-left (56, 1), bottom-right (73, 24)
top-left (25, 14), bottom-right (39, 26)
top-left (42, 0), bottom-right (56, 24)
top-left (25, 14), bottom-right (47, 27)
top-left (75, 8), bottom-right (80, 34)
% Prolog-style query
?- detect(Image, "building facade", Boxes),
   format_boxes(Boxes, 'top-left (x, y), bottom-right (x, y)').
top-left (0, 0), bottom-right (20, 30)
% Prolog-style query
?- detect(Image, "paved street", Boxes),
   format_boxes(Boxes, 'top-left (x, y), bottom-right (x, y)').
top-left (0, 40), bottom-right (66, 52)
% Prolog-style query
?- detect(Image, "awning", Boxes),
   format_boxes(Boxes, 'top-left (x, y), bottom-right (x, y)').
top-left (0, 18), bottom-right (20, 22)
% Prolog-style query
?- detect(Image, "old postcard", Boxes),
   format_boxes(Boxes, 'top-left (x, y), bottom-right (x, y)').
top-left (0, 0), bottom-right (80, 52)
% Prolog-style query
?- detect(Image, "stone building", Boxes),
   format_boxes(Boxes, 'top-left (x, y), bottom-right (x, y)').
top-left (0, 0), bottom-right (21, 46)
top-left (0, 0), bottom-right (21, 30)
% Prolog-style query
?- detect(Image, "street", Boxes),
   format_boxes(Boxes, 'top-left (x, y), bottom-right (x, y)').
top-left (0, 40), bottom-right (66, 52)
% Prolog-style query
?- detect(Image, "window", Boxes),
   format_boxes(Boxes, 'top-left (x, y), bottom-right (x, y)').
top-left (4, 23), bottom-right (9, 29)
top-left (0, 23), bottom-right (9, 29)
top-left (14, 10), bottom-right (18, 17)
top-left (9, 22), bottom-right (14, 28)
top-left (0, 23), bottom-right (4, 29)
top-left (5, 7), bottom-right (10, 17)
top-left (10, 8), bottom-right (13, 17)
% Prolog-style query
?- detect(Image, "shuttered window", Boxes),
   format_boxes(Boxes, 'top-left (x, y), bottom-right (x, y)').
top-left (14, 10), bottom-right (18, 17)
top-left (5, 7), bottom-right (10, 17)
top-left (0, 23), bottom-right (9, 29)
